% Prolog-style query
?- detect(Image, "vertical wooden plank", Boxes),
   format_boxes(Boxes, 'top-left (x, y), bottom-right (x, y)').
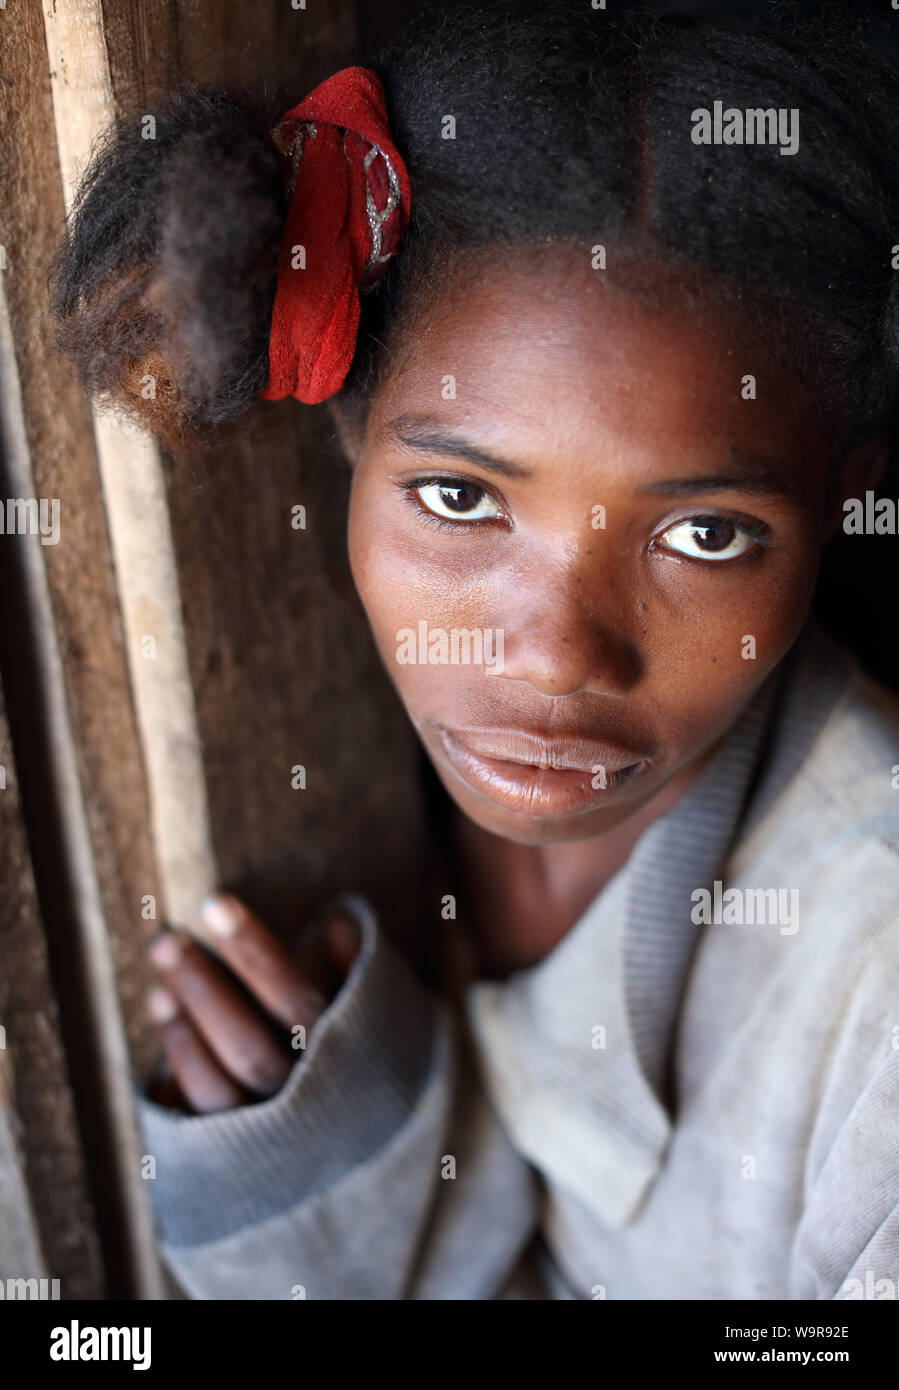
top-left (90, 0), bottom-right (433, 956)
top-left (36, 0), bottom-right (431, 959)
top-left (2, 1), bottom-right (162, 1088)
top-left (166, 414), bottom-right (433, 955)
top-left (1, 0), bottom-right (435, 1304)
top-left (0, 675), bottom-right (103, 1298)
top-left (0, 1), bottom-right (165, 1295)
top-left (0, 292), bottom-right (164, 1300)
top-left (43, 0), bottom-right (218, 948)
top-left (0, 1100), bottom-right (46, 1287)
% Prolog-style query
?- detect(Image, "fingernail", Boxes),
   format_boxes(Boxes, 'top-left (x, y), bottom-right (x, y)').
top-left (202, 895), bottom-right (240, 939)
top-left (146, 985), bottom-right (179, 1024)
top-left (149, 931), bottom-right (183, 969)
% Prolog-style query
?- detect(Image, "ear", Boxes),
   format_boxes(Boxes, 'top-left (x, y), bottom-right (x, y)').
top-left (326, 399), bottom-right (364, 468)
top-left (822, 437), bottom-right (889, 543)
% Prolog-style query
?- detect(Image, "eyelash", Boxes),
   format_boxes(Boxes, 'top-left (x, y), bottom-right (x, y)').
top-left (400, 475), bottom-right (508, 533)
top-left (652, 515), bottom-right (775, 564)
top-left (399, 475), bottom-right (775, 562)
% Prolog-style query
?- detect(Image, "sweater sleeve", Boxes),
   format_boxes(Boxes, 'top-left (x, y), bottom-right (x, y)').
top-left (133, 894), bottom-right (542, 1300)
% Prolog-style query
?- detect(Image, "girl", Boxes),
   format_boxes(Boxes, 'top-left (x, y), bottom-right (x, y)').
top-left (48, 0), bottom-right (899, 1299)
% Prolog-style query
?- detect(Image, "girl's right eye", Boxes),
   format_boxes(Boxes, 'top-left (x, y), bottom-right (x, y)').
top-left (411, 479), bottom-right (502, 523)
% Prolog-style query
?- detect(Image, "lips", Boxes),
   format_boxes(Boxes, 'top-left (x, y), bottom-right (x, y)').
top-left (442, 726), bottom-right (643, 774)
top-left (432, 723), bottom-right (651, 819)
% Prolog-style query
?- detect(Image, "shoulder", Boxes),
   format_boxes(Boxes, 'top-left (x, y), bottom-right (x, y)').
top-left (730, 617), bottom-right (899, 987)
top-left (808, 639), bottom-right (899, 828)
top-left (725, 623), bottom-right (899, 1211)
top-left (743, 616), bottom-right (899, 865)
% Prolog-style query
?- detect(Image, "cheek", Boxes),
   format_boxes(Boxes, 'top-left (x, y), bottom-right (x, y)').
top-left (640, 531), bottom-right (821, 750)
top-left (348, 467), bottom-right (438, 672)
top-left (347, 477), bottom-right (388, 650)
top-left (348, 470), bottom-right (495, 718)
top-left (653, 499), bottom-right (820, 637)
top-left (652, 555), bottom-right (813, 668)
top-left (349, 467), bottom-right (479, 628)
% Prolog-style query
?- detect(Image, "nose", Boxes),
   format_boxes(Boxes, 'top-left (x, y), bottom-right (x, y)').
top-left (493, 550), bottom-right (642, 699)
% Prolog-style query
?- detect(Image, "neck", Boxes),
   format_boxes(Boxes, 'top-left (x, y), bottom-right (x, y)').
top-left (451, 743), bottom-right (716, 981)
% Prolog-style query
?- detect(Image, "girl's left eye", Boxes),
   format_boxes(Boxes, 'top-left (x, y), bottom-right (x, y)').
top-left (655, 514), bottom-right (768, 562)
top-left (412, 479), bottom-right (501, 523)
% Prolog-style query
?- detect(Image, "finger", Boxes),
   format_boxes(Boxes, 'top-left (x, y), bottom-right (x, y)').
top-left (199, 894), bottom-right (351, 1029)
top-left (145, 986), bottom-right (250, 1114)
top-left (147, 931), bottom-right (296, 1096)
top-left (321, 908), bottom-right (363, 977)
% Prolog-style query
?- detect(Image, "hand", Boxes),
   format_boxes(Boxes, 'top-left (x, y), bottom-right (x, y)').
top-left (143, 893), bottom-right (362, 1115)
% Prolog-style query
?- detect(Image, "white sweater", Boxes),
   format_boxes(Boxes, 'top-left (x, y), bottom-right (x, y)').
top-left (135, 615), bottom-right (899, 1299)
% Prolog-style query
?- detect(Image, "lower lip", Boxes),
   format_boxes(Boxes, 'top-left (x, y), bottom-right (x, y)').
top-left (437, 731), bottom-right (647, 819)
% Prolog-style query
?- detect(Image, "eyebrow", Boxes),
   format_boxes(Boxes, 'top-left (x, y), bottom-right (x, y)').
top-left (386, 417), bottom-right (795, 498)
top-left (385, 417), bottom-right (532, 479)
top-left (638, 467), bottom-right (796, 499)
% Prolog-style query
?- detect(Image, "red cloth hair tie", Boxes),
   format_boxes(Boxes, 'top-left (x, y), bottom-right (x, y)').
top-left (259, 66), bottom-right (412, 405)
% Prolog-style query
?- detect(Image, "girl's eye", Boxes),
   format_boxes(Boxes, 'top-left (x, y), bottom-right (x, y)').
top-left (655, 514), bottom-right (766, 562)
top-left (414, 480), bottom-right (501, 523)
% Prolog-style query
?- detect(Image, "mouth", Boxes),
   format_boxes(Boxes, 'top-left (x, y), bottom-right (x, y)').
top-left (433, 725), bottom-right (650, 819)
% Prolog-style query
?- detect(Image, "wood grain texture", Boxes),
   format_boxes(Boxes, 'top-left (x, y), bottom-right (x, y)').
top-left (0, 0), bottom-right (436, 1303)
top-left (95, 0), bottom-right (433, 957)
top-left (2, 0), bottom-right (165, 1297)
top-left (0, 679), bottom-right (103, 1298)
top-left (165, 406), bottom-right (432, 962)
top-left (43, 0), bottom-right (218, 944)
top-left (3, 0), bottom-right (161, 1086)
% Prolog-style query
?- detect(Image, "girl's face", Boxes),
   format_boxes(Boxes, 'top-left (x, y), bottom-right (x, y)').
top-left (346, 248), bottom-right (864, 846)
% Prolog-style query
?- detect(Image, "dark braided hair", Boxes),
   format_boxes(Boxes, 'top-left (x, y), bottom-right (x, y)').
top-left (47, 0), bottom-right (899, 454)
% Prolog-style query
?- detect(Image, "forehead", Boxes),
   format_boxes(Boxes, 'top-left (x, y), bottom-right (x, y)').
top-left (370, 245), bottom-right (839, 484)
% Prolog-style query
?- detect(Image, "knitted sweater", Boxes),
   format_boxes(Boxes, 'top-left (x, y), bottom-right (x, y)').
top-left (134, 615), bottom-right (899, 1300)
